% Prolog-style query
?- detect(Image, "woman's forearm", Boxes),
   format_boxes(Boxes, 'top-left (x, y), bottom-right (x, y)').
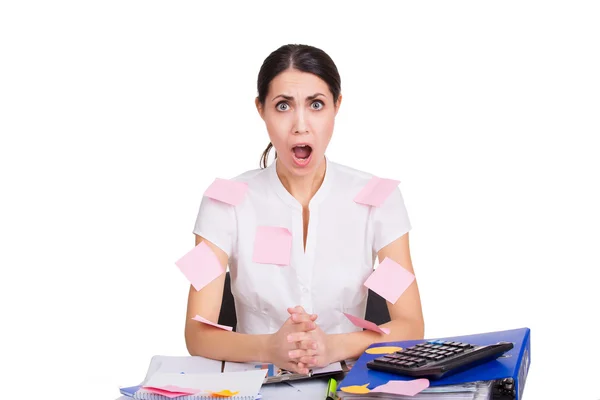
top-left (328, 317), bottom-right (425, 362)
top-left (185, 325), bottom-right (271, 363)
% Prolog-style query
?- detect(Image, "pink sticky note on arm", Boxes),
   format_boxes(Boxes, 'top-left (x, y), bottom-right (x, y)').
top-left (371, 379), bottom-right (430, 396)
top-left (204, 178), bottom-right (248, 206)
top-left (175, 241), bottom-right (224, 291)
top-left (363, 257), bottom-right (415, 304)
top-left (354, 177), bottom-right (400, 207)
top-left (252, 226), bottom-right (292, 266)
top-left (192, 314), bottom-right (233, 331)
top-left (344, 312), bottom-right (390, 334)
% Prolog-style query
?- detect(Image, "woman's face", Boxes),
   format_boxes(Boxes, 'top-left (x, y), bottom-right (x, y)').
top-left (256, 68), bottom-right (341, 177)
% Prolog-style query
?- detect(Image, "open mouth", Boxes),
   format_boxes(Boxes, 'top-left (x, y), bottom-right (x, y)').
top-left (291, 144), bottom-right (313, 166)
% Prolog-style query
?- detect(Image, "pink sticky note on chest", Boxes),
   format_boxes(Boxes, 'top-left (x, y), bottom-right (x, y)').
top-left (192, 314), bottom-right (233, 331)
top-left (344, 312), bottom-right (390, 334)
top-left (175, 241), bottom-right (224, 291)
top-left (354, 177), bottom-right (400, 207)
top-left (371, 379), bottom-right (430, 396)
top-left (203, 178), bottom-right (248, 206)
top-left (142, 385), bottom-right (199, 398)
top-left (252, 226), bottom-right (292, 266)
top-left (364, 257), bottom-right (415, 305)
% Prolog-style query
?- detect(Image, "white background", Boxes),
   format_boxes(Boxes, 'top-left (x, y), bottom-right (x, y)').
top-left (1, 1), bottom-right (599, 399)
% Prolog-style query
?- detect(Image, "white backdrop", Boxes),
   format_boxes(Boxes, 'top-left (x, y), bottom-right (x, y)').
top-left (1, 1), bottom-right (599, 399)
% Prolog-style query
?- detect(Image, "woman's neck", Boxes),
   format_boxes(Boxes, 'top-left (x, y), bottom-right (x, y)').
top-left (275, 157), bottom-right (326, 207)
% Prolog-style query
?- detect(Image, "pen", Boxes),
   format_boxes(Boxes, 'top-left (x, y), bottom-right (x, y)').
top-left (325, 377), bottom-right (338, 400)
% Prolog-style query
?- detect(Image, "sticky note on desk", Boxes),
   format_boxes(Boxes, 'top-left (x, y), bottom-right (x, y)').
top-left (142, 385), bottom-right (198, 398)
top-left (343, 312), bottom-right (390, 335)
top-left (204, 178), bottom-right (248, 206)
top-left (364, 257), bottom-right (415, 304)
top-left (252, 226), bottom-right (292, 266)
top-left (354, 177), bottom-right (400, 207)
top-left (192, 315), bottom-right (233, 331)
top-left (176, 241), bottom-right (224, 291)
top-left (371, 379), bottom-right (430, 396)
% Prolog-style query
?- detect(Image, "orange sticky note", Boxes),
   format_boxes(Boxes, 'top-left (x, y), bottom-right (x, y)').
top-left (204, 178), bottom-right (248, 206)
top-left (175, 241), bottom-right (224, 291)
top-left (208, 389), bottom-right (240, 397)
top-left (364, 257), bottom-right (415, 304)
top-left (354, 177), bottom-right (400, 207)
top-left (252, 226), bottom-right (292, 266)
top-left (341, 383), bottom-right (371, 394)
top-left (371, 379), bottom-right (430, 396)
top-left (365, 346), bottom-right (403, 355)
top-left (192, 315), bottom-right (233, 331)
top-left (343, 313), bottom-right (390, 335)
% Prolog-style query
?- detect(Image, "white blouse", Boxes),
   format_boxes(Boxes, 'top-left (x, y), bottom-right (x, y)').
top-left (193, 157), bottom-right (412, 335)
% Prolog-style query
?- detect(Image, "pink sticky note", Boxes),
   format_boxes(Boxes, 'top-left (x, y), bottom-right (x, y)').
top-left (364, 257), bottom-right (415, 304)
top-left (343, 312), bottom-right (390, 334)
top-left (203, 178), bottom-right (248, 206)
top-left (175, 241), bottom-right (224, 291)
top-left (354, 177), bottom-right (400, 207)
top-left (252, 226), bottom-right (292, 266)
top-left (371, 379), bottom-right (430, 396)
top-left (142, 385), bottom-right (199, 398)
top-left (192, 314), bottom-right (233, 331)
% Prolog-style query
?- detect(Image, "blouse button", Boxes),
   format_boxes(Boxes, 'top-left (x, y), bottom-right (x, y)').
top-left (302, 287), bottom-right (309, 294)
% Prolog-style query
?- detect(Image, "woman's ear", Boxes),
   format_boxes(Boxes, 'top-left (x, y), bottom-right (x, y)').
top-left (255, 97), bottom-right (264, 119)
top-left (334, 94), bottom-right (343, 116)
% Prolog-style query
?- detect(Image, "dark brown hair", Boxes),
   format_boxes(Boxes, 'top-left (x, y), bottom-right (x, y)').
top-left (256, 44), bottom-right (342, 168)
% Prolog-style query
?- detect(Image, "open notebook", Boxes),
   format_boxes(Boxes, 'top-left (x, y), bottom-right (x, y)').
top-left (223, 360), bottom-right (347, 384)
top-left (134, 369), bottom-right (267, 400)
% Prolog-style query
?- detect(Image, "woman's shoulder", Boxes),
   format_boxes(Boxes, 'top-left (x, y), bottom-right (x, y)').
top-left (329, 160), bottom-right (381, 188)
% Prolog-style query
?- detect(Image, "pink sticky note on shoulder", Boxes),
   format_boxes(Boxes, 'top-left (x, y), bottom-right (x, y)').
top-left (364, 257), bottom-right (415, 304)
top-left (344, 312), bottom-right (390, 334)
top-left (354, 177), bottom-right (400, 207)
top-left (175, 241), bottom-right (224, 291)
top-left (252, 226), bottom-right (292, 266)
top-left (192, 314), bottom-right (233, 331)
top-left (142, 385), bottom-right (198, 398)
top-left (204, 178), bottom-right (248, 206)
top-left (371, 379), bottom-right (430, 396)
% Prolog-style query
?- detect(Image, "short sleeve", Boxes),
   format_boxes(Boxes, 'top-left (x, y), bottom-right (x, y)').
top-left (370, 186), bottom-right (412, 253)
top-left (192, 196), bottom-right (237, 257)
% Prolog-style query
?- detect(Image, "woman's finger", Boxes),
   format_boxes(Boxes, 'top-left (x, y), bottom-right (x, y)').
top-left (289, 348), bottom-right (318, 358)
top-left (287, 332), bottom-right (313, 343)
top-left (298, 355), bottom-right (318, 367)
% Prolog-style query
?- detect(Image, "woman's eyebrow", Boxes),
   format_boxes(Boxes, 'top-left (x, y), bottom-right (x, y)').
top-left (271, 93), bottom-right (326, 102)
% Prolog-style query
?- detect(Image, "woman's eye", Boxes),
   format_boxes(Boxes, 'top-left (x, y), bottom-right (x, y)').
top-left (276, 102), bottom-right (289, 111)
top-left (311, 100), bottom-right (324, 110)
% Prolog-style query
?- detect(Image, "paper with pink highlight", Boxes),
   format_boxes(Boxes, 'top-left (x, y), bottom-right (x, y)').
top-left (192, 315), bottom-right (233, 331)
top-left (203, 178), bottom-right (248, 206)
top-left (252, 226), bottom-right (292, 266)
top-left (364, 257), bottom-right (415, 304)
top-left (175, 241), bottom-right (224, 291)
top-left (354, 177), bottom-right (400, 207)
top-left (371, 379), bottom-right (430, 396)
top-left (142, 385), bottom-right (199, 398)
top-left (343, 312), bottom-right (390, 334)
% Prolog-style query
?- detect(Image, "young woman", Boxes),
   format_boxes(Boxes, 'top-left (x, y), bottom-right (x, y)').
top-left (185, 44), bottom-right (424, 374)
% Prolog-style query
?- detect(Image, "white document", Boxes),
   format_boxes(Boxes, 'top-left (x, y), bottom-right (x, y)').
top-left (142, 355), bottom-right (223, 383)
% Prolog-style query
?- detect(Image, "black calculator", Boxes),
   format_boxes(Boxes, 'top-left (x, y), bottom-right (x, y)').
top-left (366, 339), bottom-right (514, 379)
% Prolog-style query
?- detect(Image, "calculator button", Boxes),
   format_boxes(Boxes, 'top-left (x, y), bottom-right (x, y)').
top-left (452, 347), bottom-right (465, 353)
top-left (458, 343), bottom-right (471, 348)
top-left (414, 359), bottom-right (427, 367)
top-left (423, 344), bottom-right (434, 348)
top-left (415, 343), bottom-right (426, 347)
top-left (405, 362), bottom-right (416, 367)
top-left (434, 355), bottom-right (445, 361)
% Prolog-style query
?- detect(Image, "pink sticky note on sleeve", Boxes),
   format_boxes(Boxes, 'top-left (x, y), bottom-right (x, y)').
top-left (142, 385), bottom-right (199, 398)
top-left (343, 312), bottom-right (390, 334)
top-left (371, 379), bottom-right (430, 396)
top-left (175, 241), bottom-right (224, 291)
top-left (252, 226), bottom-right (292, 266)
top-left (354, 177), bottom-right (400, 207)
top-left (203, 178), bottom-right (248, 206)
top-left (364, 257), bottom-right (415, 304)
top-left (192, 314), bottom-right (233, 331)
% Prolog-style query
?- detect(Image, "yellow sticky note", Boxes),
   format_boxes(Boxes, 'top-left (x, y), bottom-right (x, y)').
top-left (365, 346), bottom-right (403, 355)
top-left (341, 383), bottom-right (371, 394)
top-left (209, 389), bottom-right (240, 397)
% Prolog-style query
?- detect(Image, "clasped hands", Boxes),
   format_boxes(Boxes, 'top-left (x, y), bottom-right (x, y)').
top-left (266, 306), bottom-right (333, 374)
